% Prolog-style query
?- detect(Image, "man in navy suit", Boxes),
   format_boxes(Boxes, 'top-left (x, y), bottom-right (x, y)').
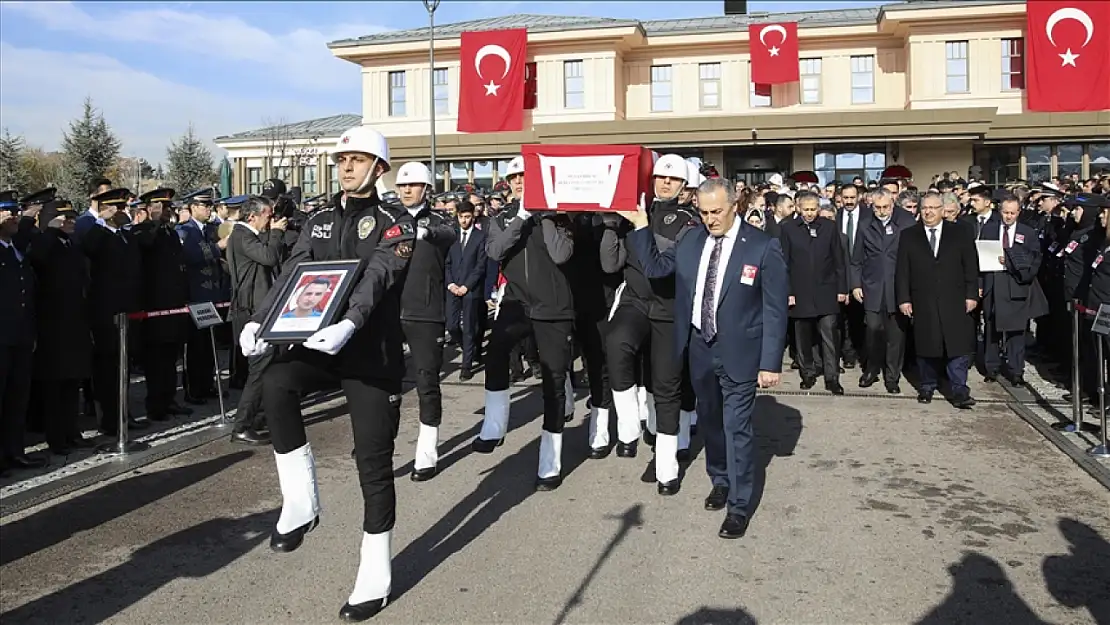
top-left (445, 201), bottom-right (487, 380)
top-left (623, 177), bottom-right (788, 539)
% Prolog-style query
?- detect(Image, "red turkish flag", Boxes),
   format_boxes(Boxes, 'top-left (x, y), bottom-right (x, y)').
top-left (1026, 0), bottom-right (1110, 112)
top-left (748, 22), bottom-right (799, 85)
top-left (458, 28), bottom-right (527, 133)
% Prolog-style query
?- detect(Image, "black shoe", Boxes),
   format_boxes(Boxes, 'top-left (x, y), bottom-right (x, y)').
top-left (616, 441), bottom-right (637, 458)
top-left (530, 363), bottom-right (543, 379)
top-left (564, 411), bottom-right (574, 423)
top-left (658, 479), bottom-right (681, 496)
top-left (843, 360), bottom-right (857, 370)
top-left (705, 485), bottom-right (729, 511)
top-left (183, 394), bottom-right (207, 406)
top-left (167, 402), bottom-right (193, 416)
top-left (472, 437), bottom-right (504, 454)
top-left (677, 448), bottom-right (691, 464)
top-left (858, 373), bottom-right (878, 388)
top-left (410, 466), bottom-right (438, 482)
top-left (270, 517), bottom-right (319, 553)
top-left (642, 430), bottom-right (656, 447)
top-left (68, 435), bottom-right (95, 449)
top-left (885, 384), bottom-right (901, 394)
top-left (690, 424), bottom-right (698, 436)
top-left (1010, 375), bottom-right (1026, 388)
top-left (718, 513), bottom-right (750, 539)
top-left (790, 361), bottom-right (800, 370)
top-left (825, 381), bottom-right (845, 395)
top-left (129, 416), bottom-right (151, 430)
top-left (984, 374), bottom-right (998, 383)
top-left (49, 445), bottom-right (72, 456)
top-left (952, 394), bottom-right (976, 409)
top-left (799, 377), bottom-right (817, 390)
top-left (339, 597), bottom-right (389, 622)
top-left (231, 429), bottom-right (270, 446)
top-left (535, 475), bottom-right (562, 491)
top-left (588, 445), bottom-right (612, 460)
top-left (917, 390), bottom-right (934, 404)
top-left (459, 368), bottom-right (474, 381)
top-left (147, 412), bottom-right (171, 422)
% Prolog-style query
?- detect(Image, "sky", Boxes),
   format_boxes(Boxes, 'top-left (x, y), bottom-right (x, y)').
top-left (0, 0), bottom-right (886, 165)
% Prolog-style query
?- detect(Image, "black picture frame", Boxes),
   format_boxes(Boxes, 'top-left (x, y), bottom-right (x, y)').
top-left (259, 259), bottom-right (365, 344)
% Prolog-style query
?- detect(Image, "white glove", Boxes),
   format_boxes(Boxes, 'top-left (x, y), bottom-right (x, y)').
top-left (416, 226), bottom-right (428, 240)
top-left (516, 207), bottom-right (532, 221)
top-left (302, 318), bottom-right (357, 356)
top-left (239, 321), bottom-right (269, 357)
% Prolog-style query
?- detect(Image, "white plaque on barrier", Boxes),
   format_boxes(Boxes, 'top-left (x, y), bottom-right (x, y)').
top-left (188, 302), bottom-right (223, 330)
top-left (1093, 304), bottom-right (1110, 336)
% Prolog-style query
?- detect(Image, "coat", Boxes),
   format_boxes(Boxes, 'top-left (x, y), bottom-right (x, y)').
top-left (132, 220), bottom-right (191, 344)
top-left (25, 227), bottom-right (92, 380)
top-left (780, 215), bottom-right (846, 318)
top-left (177, 219), bottom-right (225, 304)
top-left (979, 221), bottom-right (1050, 332)
top-left (895, 220), bottom-right (979, 359)
top-left (82, 222), bottom-right (144, 328)
top-left (851, 209), bottom-right (917, 314)
top-left (226, 223), bottom-right (284, 316)
top-left (445, 226), bottom-right (487, 300)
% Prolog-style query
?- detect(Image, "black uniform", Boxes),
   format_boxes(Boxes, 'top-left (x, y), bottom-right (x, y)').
top-left (567, 214), bottom-right (619, 419)
top-left (254, 193), bottom-right (414, 535)
top-left (0, 223), bottom-right (36, 467)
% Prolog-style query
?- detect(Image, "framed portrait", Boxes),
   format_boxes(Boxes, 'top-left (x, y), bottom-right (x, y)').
top-left (259, 259), bottom-right (364, 344)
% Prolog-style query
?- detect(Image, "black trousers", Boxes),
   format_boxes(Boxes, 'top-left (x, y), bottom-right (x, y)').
top-left (42, 379), bottom-right (81, 450)
top-left (485, 300), bottom-right (574, 433)
top-left (91, 322), bottom-right (123, 432)
top-left (144, 341), bottom-right (181, 418)
top-left (402, 320), bottom-right (446, 427)
top-left (606, 306), bottom-right (682, 436)
top-left (0, 344), bottom-right (34, 459)
top-left (574, 313), bottom-right (612, 410)
top-left (264, 350), bottom-right (402, 534)
top-left (446, 294), bottom-right (482, 369)
top-left (233, 350), bottom-right (272, 432)
top-left (840, 300), bottom-right (866, 366)
top-left (864, 310), bottom-right (907, 384)
top-left (795, 315), bottom-right (840, 383)
top-left (983, 319), bottom-right (1029, 378)
top-left (183, 326), bottom-right (216, 398)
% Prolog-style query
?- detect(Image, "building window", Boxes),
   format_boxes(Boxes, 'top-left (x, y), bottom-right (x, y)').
top-left (1024, 145), bottom-right (1051, 183)
top-left (814, 148), bottom-right (886, 186)
top-left (524, 62), bottom-right (538, 110)
top-left (749, 64), bottom-right (771, 108)
top-left (1002, 38), bottom-right (1025, 90)
top-left (1092, 143), bottom-right (1110, 177)
top-left (1056, 144), bottom-right (1083, 179)
top-left (945, 41), bottom-right (969, 94)
top-left (563, 60), bottom-right (584, 109)
top-left (449, 161), bottom-right (470, 190)
top-left (389, 71), bottom-right (406, 117)
top-left (800, 58), bottom-right (821, 104)
top-left (433, 68), bottom-right (449, 115)
top-left (247, 167), bottom-right (262, 195)
top-left (434, 162), bottom-right (449, 193)
top-left (328, 163), bottom-right (339, 195)
top-left (850, 55), bottom-right (874, 104)
top-left (973, 146), bottom-right (1020, 184)
top-left (300, 165), bottom-right (317, 195)
top-left (473, 160), bottom-right (494, 189)
top-left (699, 63), bottom-right (721, 110)
top-left (651, 65), bottom-right (672, 112)
top-left (273, 165), bottom-right (292, 184)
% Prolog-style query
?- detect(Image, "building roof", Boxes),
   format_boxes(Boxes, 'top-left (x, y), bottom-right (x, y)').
top-left (327, 1), bottom-right (1019, 48)
top-left (214, 113), bottom-right (362, 142)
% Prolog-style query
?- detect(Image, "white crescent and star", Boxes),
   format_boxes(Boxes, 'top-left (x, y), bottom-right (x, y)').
top-left (758, 24), bottom-right (788, 57)
top-left (474, 43), bottom-right (511, 96)
top-left (1045, 7), bottom-right (1095, 68)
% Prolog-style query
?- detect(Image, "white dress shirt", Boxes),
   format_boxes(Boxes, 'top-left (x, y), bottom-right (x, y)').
top-left (0, 238), bottom-right (23, 263)
top-left (459, 227), bottom-right (473, 249)
top-left (692, 217), bottom-right (742, 331)
top-left (999, 222), bottom-right (1014, 248)
top-left (841, 207), bottom-right (860, 243)
top-left (926, 220), bottom-right (943, 257)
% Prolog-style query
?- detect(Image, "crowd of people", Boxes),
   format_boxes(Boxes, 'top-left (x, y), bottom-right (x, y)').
top-left (2, 122), bottom-right (1110, 620)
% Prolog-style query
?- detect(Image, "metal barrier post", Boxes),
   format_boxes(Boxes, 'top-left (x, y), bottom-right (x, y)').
top-left (1090, 337), bottom-right (1109, 459)
top-left (97, 312), bottom-right (150, 456)
top-left (1069, 302), bottom-right (1082, 432)
top-left (210, 325), bottom-right (229, 426)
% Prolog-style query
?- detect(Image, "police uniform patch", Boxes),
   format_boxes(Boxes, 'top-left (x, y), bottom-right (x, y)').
top-left (664, 213), bottom-right (677, 225)
top-left (358, 216), bottom-right (376, 239)
top-left (418, 217), bottom-right (430, 227)
top-left (1081, 233), bottom-right (1089, 244)
top-left (395, 241), bottom-right (414, 259)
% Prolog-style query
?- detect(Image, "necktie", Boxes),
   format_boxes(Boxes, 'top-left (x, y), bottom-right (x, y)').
top-left (461, 231), bottom-right (468, 249)
top-left (1002, 226), bottom-right (1010, 249)
top-left (929, 228), bottom-right (938, 257)
top-left (701, 236), bottom-right (724, 341)
top-left (847, 210), bottom-right (855, 251)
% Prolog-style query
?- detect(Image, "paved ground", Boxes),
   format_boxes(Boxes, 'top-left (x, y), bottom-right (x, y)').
top-left (1, 361), bottom-right (1108, 625)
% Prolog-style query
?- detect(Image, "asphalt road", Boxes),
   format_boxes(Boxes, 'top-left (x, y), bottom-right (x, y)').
top-left (1, 375), bottom-right (1108, 625)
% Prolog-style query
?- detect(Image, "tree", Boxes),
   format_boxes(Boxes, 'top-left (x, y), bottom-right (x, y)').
top-left (19, 148), bottom-right (65, 193)
top-left (59, 97), bottom-right (122, 208)
top-left (0, 128), bottom-right (30, 193)
top-left (165, 123), bottom-right (215, 193)
top-left (261, 116), bottom-right (292, 181)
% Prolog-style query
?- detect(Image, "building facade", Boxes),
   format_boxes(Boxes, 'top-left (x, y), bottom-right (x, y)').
top-left (214, 0), bottom-right (1109, 196)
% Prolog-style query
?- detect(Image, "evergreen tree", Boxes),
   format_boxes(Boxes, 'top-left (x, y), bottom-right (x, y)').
top-left (59, 97), bottom-right (122, 207)
top-left (0, 128), bottom-right (30, 194)
top-left (166, 124), bottom-right (215, 193)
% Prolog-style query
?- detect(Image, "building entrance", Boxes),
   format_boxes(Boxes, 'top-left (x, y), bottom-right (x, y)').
top-left (723, 146), bottom-right (793, 182)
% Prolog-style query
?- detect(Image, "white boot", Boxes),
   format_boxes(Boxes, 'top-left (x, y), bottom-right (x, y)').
top-left (678, 410), bottom-right (694, 452)
top-left (613, 388), bottom-right (642, 444)
top-left (274, 443), bottom-right (321, 534)
top-left (588, 406), bottom-right (610, 450)
top-left (644, 392), bottom-right (658, 436)
top-left (689, 402), bottom-right (699, 429)
top-left (413, 424), bottom-right (438, 471)
top-left (348, 531), bottom-right (392, 605)
top-left (538, 430), bottom-right (563, 479)
top-left (564, 375), bottom-right (575, 419)
top-left (655, 433), bottom-right (680, 484)
top-left (477, 389), bottom-right (511, 442)
top-left (636, 386), bottom-right (650, 423)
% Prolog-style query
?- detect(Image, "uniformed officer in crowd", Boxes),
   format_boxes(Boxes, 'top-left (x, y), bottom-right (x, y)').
top-left (1084, 199), bottom-right (1110, 412)
top-left (177, 189), bottom-right (224, 403)
top-left (74, 177), bottom-right (113, 240)
top-left (1060, 193), bottom-right (1109, 407)
top-left (474, 154), bottom-right (578, 491)
top-left (391, 161), bottom-right (457, 482)
top-left (238, 124), bottom-right (417, 621)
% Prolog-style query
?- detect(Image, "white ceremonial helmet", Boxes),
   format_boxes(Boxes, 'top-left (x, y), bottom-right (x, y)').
top-left (330, 125), bottom-right (391, 173)
top-left (394, 161), bottom-right (434, 186)
top-left (653, 154), bottom-right (688, 180)
top-left (504, 156), bottom-right (525, 177)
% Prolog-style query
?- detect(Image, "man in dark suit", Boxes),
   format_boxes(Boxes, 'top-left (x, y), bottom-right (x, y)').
top-left (445, 201), bottom-right (487, 381)
top-left (624, 177), bottom-right (788, 539)
top-left (979, 195), bottom-right (1049, 388)
top-left (851, 188), bottom-right (915, 393)
top-left (896, 191), bottom-right (980, 408)
top-left (836, 184), bottom-right (870, 370)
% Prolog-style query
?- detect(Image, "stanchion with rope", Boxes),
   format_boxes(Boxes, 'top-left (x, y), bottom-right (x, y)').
top-left (1068, 301), bottom-right (1083, 432)
top-left (96, 312), bottom-right (151, 457)
top-left (1078, 302), bottom-right (1110, 459)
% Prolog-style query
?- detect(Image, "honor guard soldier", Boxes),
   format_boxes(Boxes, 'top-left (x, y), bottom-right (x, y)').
top-left (176, 188), bottom-right (223, 403)
top-left (21, 195), bottom-right (97, 455)
top-left (605, 154), bottom-right (699, 495)
top-left (474, 155), bottom-right (578, 491)
top-left (392, 162), bottom-right (457, 482)
top-left (238, 125), bottom-right (416, 621)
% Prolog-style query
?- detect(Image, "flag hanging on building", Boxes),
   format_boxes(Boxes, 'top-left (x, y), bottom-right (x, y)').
top-left (748, 22), bottom-right (799, 84)
top-left (1025, 0), bottom-right (1110, 112)
top-left (458, 28), bottom-right (528, 133)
